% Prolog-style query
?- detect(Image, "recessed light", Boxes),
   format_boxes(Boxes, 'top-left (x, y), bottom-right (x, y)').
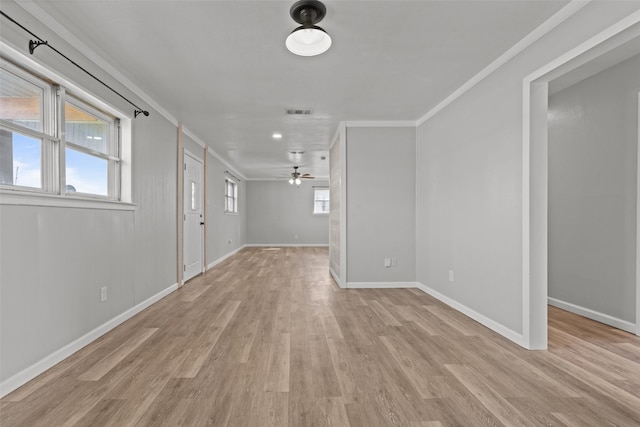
top-left (272, 133), bottom-right (283, 140)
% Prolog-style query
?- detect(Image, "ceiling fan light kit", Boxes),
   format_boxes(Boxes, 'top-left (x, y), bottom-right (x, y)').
top-left (286, 0), bottom-right (332, 56)
top-left (288, 166), bottom-right (314, 185)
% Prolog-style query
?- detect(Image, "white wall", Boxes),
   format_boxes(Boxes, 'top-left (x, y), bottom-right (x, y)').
top-left (246, 180), bottom-right (329, 246)
top-left (548, 53), bottom-right (639, 324)
top-left (346, 126), bottom-right (416, 284)
top-left (416, 2), bottom-right (640, 338)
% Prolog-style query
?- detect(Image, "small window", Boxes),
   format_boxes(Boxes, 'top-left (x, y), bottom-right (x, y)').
top-left (313, 188), bottom-right (330, 214)
top-left (1, 57), bottom-right (127, 201)
top-left (225, 178), bottom-right (237, 214)
top-left (0, 63), bottom-right (50, 191)
top-left (64, 97), bottom-right (117, 198)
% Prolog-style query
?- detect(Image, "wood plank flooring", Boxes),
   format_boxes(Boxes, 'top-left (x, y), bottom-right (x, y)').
top-left (2, 247), bottom-right (640, 426)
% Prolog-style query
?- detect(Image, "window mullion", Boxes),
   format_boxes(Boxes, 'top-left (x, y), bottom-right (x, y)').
top-left (57, 85), bottom-right (66, 194)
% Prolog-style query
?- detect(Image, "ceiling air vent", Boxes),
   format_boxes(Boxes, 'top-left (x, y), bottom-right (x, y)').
top-left (286, 108), bottom-right (313, 115)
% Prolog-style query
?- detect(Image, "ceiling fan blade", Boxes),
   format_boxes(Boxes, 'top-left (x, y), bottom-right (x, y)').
top-left (301, 176), bottom-right (315, 179)
top-left (301, 173), bottom-right (313, 177)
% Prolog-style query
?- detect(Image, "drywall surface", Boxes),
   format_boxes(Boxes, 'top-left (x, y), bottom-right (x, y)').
top-left (0, 2), bottom-right (179, 383)
top-left (416, 2), bottom-right (640, 335)
top-left (206, 153), bottom-right (246, 265)
top-left (330, 136), bottom-right (341, 277)
top-left (346, 126), bottom-right (416, 284)
top-left (246, 180), bottom-right (329, 246)
top-left (548, 53), bottom-right (639, 323)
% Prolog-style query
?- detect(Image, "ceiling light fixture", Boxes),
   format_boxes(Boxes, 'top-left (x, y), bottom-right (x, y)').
top-left (286, 0), bottom-right (332, 57)
top-left (272, 133), bottom-right (283, 139)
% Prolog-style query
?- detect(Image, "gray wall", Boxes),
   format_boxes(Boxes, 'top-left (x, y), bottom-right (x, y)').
top-left (0, 2), bottom-right (245, 384)
top-left (206, 152), bottom-right (246, 265)
top-left (246, 180), bottom-right (329, 245)
top-left (416, 2), bottom-right (640, 335)
top-left (346, 126), bottom-right (416, 284)
top-left (548, 54), bottom-right (639, 323)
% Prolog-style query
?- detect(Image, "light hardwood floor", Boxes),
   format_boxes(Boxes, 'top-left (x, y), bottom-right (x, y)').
top-left (2, 247), bottom-right (640, 426)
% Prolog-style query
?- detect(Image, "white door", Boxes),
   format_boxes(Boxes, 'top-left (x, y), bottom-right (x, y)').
top-left (183, 152), bottom-right (204, 282)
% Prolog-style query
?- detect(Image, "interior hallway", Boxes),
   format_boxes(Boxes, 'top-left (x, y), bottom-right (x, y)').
top-left (1, 247), bottom-right (639, 426)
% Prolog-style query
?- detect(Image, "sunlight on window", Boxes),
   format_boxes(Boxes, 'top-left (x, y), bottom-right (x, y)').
top-left (0, 130), bottom-right (41, 188)
top-left (65, 148), bottom-right (108, 196)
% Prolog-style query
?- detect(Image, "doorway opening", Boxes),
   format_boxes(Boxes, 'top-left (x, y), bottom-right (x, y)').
top-left (524, 16), bottom-right (640, 349)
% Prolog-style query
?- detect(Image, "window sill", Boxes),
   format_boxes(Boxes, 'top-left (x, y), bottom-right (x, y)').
top-left (0, 190), bottom-right (136, 211)
top-left (224, 212), bottom-right (239, 216)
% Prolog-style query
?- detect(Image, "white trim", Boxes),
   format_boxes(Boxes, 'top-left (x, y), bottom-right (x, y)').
top-left (0, 190), bottom-right (136, 211)
top-left (416, 282), bottom-right (526, 347)
top-left (244, 244), bottom-right (329, 248)
top-left (0, 282), bottom-right (179, 399)
top-left (329, 267), bottom-right (344, 289)
top-left (206, 146), bottom-right (247, 182)
top-left (549, 298), bottom-right (636, 334)
top-left (0, 41), bottom-right (127, 121)
top-left (523, 8), bottom-right (640, 349)
top-left (10, 3), bottom-right (247, 184)
top-left (243, 177), bottom-right (330, 182)
top-left (15, 1), bottom-right (175, 126)
top-left (416, 1), bottom-right (589, 126)
top-left (345, 121), bottom-right (416, 128)
top-left (347, 282), bottom-right (417, 289)
top-left (206, 245), bottom-right (246, 271)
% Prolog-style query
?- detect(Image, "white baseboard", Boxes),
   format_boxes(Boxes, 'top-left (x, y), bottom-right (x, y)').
top-left (416, 282), bottom-right (526, 347)
top-left (244, 244), bottom-right (330, 248)
top-left (0, 283), bottom-right (179, 399)
top-left (347, 281), bottom-right (417, 289)
top-left (206, 245), bottom-right (246, 271)
top-left (329, 267), bottom-right (345, 288)
top-left (548, 297), bottom-right (636, 334)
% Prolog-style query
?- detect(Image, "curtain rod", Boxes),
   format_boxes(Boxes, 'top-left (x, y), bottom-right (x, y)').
top-left (225, 171), bottom-right (241, 182)
top-left (0, 10), bottom-right (149, 118)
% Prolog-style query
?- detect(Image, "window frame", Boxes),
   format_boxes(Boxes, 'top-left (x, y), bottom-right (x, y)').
top-left (224, 177), bottom-right (238, 214)
top-left (62, 91), bottom-right (120, 199)
top-left (0, 59), bottom-right (56, 194)
top-left (0, 49), bottom-right (130, 206)
top-left (313, 187), bottom-right (330, 215)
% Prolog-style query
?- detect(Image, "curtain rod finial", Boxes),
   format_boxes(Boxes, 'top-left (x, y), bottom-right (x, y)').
top-left (29, 40), bottom-right (47, 54)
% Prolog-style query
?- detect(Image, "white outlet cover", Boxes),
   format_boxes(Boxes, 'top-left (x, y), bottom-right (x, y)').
top-left (448, 270), bottom-right (454, 282)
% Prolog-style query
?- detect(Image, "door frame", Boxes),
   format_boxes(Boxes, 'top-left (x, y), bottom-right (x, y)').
top-left (523, 13), bottom-right (640, 349)
top-left (183, 149), bottom-right (205, 282)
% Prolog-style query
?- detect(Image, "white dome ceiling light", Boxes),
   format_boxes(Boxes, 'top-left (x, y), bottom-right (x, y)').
top-left (285, 0), bottom-right (332, 57)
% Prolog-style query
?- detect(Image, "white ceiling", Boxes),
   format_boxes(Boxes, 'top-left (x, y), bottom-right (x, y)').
top-left (22, 0), bottom-right (569, 179)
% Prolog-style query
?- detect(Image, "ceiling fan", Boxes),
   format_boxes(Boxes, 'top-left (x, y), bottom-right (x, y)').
top-left (288, 166), bottom-right (314, 185)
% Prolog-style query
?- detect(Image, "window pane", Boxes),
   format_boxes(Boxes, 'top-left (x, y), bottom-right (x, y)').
top-left (65, 148), bottom-right (108, 195)
top-left (0, 68), bottom-right (43, 132)
top-left (313, 189), bottom-right (330, 213)
top-left (65, 102), bottom-right (109, 154)
top-left (191, 181), bottom-right (197, 210)
top-left (0, 129), bottom-right (41, 188)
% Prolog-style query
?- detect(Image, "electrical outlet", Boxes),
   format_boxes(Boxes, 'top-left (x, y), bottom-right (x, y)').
top-left (448, 270), bottom-right (454, 282)
top-left (100, 286), bottom-right (108, 302)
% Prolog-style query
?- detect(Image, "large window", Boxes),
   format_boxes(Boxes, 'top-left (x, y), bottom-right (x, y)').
top-left (0, 58), bottom-right (122, 200)
top-left (224, 178), bottom-right (237, 213)
top-left (313, 187), bottom-right (330, 214)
